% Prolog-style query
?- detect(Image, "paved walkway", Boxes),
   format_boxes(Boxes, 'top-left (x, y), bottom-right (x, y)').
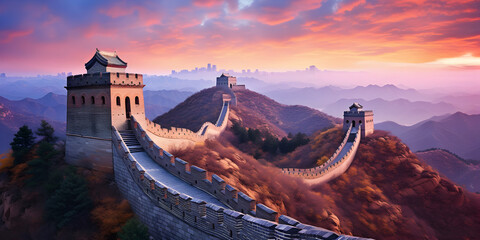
top-left (131, 151), bottom-right (227, 208)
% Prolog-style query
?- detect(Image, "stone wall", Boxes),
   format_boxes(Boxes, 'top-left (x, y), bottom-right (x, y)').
top-left (112, 141), bottom-right (219, 239)
top-left (112, 123), bottom-right (369, 240)
top-left (144, 94), bottom-right (231, 143)
top-left (65, 134), bottom-right (112, 172)
top-left (281, 124), bottom-right (362, 185)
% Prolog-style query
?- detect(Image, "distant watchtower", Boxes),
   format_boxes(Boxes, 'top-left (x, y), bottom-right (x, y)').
top-left (343, 103), bottom-right (374, 138)
top-left (65, 49), bottom-right (146, 171)
top-left (216, 73), bottom-right (237, 88)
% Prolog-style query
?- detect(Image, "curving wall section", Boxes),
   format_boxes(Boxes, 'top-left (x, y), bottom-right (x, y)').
top-left (142, 94), bottom-right (231, 143)
top-left (281, 124), bottom-right (362, 185)
top-left (111, 116), bottom-right (370, 240)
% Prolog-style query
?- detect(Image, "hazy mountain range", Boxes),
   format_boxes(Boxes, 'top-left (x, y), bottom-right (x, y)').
top-left (264, 84), bottom-right (480, 125)
top-left (416, 149), bottom-right (480, 193)
top-left (0, 90), bottom-right (192, 153)
top-left (323, 98), bottom-right (457, 125)
top-left (377, 112), bottom-right (480, 161)
top-left (0, 95), bottom-right (66, 153)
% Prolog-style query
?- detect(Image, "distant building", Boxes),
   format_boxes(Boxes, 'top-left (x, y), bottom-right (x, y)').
top-left (216, 73), bottom-right (237, 88)
top-left (212, 65), bottom-right (217, 72)
top-left (216, 73), bottom-right (245, 90)
top-left (0, 73), bottom-right (6, 78)
top-left (207, 63), bottom-right (211, 71)
top-left (343, 103), bottom-right (374, 138)
top-left (85, 48), bottom-right (127, 74)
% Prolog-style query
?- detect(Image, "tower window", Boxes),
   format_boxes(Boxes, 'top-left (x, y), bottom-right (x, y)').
top-left (72, 96), bottom-right (76, 105)
top-left (91, 96), bottom-right (95, 104)
top-left (101, 96), bottom-right (106, 105)
top-left (116, 97), bottom-right (121, 106)
top-left (116, 72), bottom-right (119, 78)
top-left (135, 96), bottom-right (139, 105)
top-left (81, 96), bottom-right (85, 104)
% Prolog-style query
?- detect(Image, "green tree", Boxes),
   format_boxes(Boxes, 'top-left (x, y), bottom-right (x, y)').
top-left (262, 133), bottom-right (279, 154)
top-left (46, 170), bottom-right (92, 228)
top-left (36, 120), bottom-right (57, 143)
top-left (118, 218), bottom-right (149, 240)
top-left (248, 128), bottom-right (261, 143)
top-left (231, 121), bottom-right (248, 143)
top-left (26, 142), bottom-right (57, 187)
top-left (10, 125), bottom-right (36, 165)
top-left (278, 137), bottom-right (291, 154)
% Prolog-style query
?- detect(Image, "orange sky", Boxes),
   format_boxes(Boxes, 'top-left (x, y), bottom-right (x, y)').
top-left (0, 0), bottom-right (479, 77)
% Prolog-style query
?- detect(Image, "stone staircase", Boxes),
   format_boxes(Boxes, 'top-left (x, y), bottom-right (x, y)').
top-left (119, 130), bottom-right (144, 153)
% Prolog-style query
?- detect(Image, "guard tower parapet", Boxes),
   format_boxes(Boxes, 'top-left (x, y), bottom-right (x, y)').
top-left (66, 72), bottom-right (143, 88)
top-left (343, 103), bottom-right (374, 138)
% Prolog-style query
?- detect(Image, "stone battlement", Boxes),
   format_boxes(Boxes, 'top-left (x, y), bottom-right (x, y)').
top-left (112, 121), bottom-right (369, 240)
top-left (66, 72), bottom-right (143, 88)
top-left (281, 124), bottom-right (362, 183)
top-left (143, 94), bottom-right (231, 142)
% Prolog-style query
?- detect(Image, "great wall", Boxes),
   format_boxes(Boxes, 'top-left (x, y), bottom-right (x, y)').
top-left (65, 50), bottom-right (374, 239)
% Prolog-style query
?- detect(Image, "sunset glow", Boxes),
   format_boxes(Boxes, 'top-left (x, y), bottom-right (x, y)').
top-left (0, 0), bottom-right (479, 79)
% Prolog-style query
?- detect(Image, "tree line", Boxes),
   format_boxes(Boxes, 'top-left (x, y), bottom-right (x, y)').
top-left (7, 120), bottom-right (148, 239)
top-left (231, 121), bottom-right (310, 158)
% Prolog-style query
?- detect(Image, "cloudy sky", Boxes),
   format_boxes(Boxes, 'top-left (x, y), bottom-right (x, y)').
top-left (1, 0), bottom-right (479, 86)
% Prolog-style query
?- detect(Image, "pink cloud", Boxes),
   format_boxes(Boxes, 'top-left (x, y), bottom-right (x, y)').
top-left (0, 29), bottom-right (33, 43)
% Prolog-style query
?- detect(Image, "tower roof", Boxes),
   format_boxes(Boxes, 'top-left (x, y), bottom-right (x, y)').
top-left (349, 102), bottom-right (363, 110)
top-left (85, 49), bottom-right (127, 70)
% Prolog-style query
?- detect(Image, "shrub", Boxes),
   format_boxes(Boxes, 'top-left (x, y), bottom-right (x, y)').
top-left (118, 218), bottom-right (149, 240)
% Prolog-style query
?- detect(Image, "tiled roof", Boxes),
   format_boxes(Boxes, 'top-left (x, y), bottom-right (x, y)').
top-left (85, 49), bottom-right (127, 69)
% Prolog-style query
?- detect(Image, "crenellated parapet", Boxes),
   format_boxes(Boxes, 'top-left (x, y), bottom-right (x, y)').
top-left (112, 117), bottom-right (370, 240)
top-left (281, 124), bottom-right (362, 184)
top-left (143, 93), bottom-right (231, 143)
top-left (66, 72), bottom-right (144, 88)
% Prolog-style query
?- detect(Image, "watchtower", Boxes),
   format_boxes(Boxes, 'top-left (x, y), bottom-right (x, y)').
top-left (343, 103), bottom-right (374, 138)
top-left (216, 73), bottom-right (237, 88)
top-left (65, 49), bottom-right (146, 171)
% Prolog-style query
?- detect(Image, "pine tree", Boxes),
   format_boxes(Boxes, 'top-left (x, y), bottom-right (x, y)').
top-left (10, 125), bottom-right (36, 165)
top-left (118, 218), bottom-right (150, 240)
top-left (26, 141), bottom-right (56, 186)
top-left (36, 120), bottom-right (57, 143)
top-left (46, 171), bottom-right (91, 228)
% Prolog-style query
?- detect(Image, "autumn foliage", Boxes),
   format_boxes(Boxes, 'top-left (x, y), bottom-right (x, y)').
top-left (174, 128), bottom-right (480, 239)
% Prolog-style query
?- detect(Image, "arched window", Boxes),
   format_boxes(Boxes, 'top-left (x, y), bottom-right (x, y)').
top-left (91, 96), bottom-right (95, 104)
top-left (116, 96), bottom-right (121, 106)
top-left (135, 96), bottom-right (139, 105)
top-left (101, 96), bottom-right (106, 105)
top-left (81, 96), bottom-right (85, 104)
top-left (72, 96), bottom-right (76, 105)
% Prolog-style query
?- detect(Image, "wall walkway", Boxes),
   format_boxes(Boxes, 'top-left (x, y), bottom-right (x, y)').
top-left (139, 94), bottom-right (231, 151)
top-left (111, 117), bottom-right (370, 240)
top-left (281, 124), bottom-right (362, 185)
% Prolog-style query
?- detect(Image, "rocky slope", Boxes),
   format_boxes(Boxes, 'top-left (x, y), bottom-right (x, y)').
top-left (416, 149), bottom-right (480, 193)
